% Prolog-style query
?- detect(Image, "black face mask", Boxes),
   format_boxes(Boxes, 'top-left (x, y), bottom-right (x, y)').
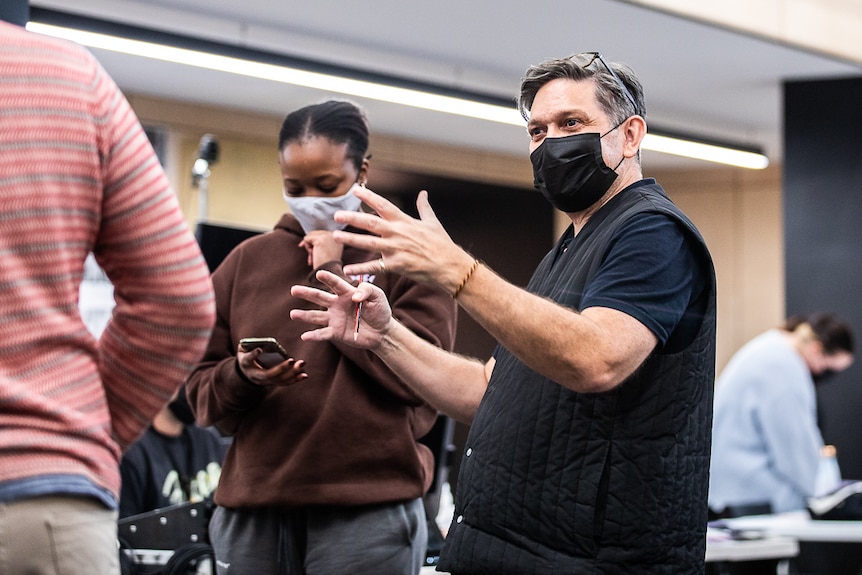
top-left (167, 387), bottom-right (197, 425)
top-left (530, 131), bottom-right (621, 213)
top-left (812, 369), bottom-right (838, 386)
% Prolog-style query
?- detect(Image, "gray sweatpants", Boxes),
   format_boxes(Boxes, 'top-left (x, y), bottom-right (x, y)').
top-left (209, 498), bottom-right (428, 575)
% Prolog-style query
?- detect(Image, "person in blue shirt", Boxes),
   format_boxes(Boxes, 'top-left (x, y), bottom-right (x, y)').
top-left (709, 313), bottom-right (854, 515)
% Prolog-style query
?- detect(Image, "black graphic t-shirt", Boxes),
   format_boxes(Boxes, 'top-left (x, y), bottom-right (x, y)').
top-left (119, 424), bottom-right (224, 518)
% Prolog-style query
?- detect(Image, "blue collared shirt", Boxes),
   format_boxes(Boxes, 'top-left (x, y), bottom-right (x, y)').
top-left (709, 329), bottom-right (823, 513)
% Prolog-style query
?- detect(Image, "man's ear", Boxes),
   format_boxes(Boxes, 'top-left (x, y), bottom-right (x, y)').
top-left (622, 115), bottom-right (647, 158)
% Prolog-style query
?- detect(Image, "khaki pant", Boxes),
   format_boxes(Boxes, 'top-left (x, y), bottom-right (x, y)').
top-left (0, 496), bottom-right (119, 575)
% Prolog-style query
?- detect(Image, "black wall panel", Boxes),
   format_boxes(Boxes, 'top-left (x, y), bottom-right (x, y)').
top-left (784, 76), bottom-right (862, 480)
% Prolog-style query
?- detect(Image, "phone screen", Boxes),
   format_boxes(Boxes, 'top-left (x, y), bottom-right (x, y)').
top-left (239, 337), bottom-right (289, 368)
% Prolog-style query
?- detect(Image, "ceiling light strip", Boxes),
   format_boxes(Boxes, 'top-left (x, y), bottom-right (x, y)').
top-left (643, 134), bottom-right (769, 169)
top-left (26, 21), bottom-right (769, 170)
top-left (25, 22), bottom-right (523, 126)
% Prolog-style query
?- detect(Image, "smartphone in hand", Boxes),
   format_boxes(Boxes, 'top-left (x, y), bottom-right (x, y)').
top-left (239, 337), bottom-right (290, 369)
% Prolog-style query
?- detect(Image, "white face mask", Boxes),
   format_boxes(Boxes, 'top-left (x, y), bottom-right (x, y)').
top-left (283, 183), bottom-right (364, 234)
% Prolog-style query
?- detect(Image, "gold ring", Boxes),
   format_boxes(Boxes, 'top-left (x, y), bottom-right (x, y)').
top-left (379, 257), bottom-right (386, 272)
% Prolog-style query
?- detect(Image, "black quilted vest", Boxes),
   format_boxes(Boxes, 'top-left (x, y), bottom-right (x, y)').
top-left (439, 182), bottom-right (717, 574)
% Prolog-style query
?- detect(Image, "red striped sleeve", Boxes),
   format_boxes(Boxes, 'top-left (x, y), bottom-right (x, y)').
top-left (0, 22), bottom-right (215, 498)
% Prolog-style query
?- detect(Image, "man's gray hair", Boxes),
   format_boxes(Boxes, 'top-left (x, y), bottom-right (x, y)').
top-left (518, 53), bottom-right (646, 124)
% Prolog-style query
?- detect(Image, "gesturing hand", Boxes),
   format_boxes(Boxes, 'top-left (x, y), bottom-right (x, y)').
top-left (290, 270), bottom-right (393, 349)
top-left (331, 187), bottom-right (475, 294)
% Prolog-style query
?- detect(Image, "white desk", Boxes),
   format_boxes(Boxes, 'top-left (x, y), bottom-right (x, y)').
top-left (718, 510), bottom-right (862, 543)
top-left (705, 530), bottom-right (799, 563)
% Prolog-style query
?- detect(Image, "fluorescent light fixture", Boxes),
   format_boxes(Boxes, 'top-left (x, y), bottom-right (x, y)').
top-left (644, 133), bottom-right (769, 170)
top-left (25, 22), bottom-right (523, 126)
top-left (26, 18), bottom-right (769, 170)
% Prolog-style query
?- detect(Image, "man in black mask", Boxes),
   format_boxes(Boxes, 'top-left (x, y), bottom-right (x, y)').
top-left (119, 385), bottom-right (225, 518)
top-left (290, 52), bottom-right (717, 573)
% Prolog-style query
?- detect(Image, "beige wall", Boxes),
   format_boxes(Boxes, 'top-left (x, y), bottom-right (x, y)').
top-left (130, 94), bottom-right (784, 373)
top-left (129, 95), bottom-right (283, 232)
top-left (654, 165), bottom-right (784, 370)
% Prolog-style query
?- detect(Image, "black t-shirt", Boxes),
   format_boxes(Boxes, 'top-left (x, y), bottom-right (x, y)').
top-left (553, 182), bottom-right (709, 352)
top-left (119, 424), bottom-right (224, 518)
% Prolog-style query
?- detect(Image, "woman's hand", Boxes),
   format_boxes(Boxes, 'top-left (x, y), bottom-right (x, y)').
top-left (299, 230), bottom-right (344, 269)
top-left (236, 347), bottom-right (308, 386)
top-left (290, 270), bottom-right (392, 349)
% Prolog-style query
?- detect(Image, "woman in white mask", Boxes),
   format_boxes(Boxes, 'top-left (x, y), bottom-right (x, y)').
top-left (186, 100), bottom-right (458, 575)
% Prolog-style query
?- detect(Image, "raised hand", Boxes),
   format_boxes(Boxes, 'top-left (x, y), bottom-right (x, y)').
top-left (298, 230), bottom-right (344, 269)
top-left (290, 269), bottom-right (393, 349)
top-left (331, 186), bottom-right (476, 295)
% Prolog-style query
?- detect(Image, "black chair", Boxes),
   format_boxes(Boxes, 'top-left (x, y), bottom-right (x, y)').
top-left (418, 414), bottom-right (456, 567)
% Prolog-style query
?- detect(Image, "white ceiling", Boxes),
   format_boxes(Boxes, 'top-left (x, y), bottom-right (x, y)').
top-left (29, 0), bottom-right (862, 170)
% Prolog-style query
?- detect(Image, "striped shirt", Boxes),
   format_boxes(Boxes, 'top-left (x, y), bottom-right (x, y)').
top-left (0, 22), bottom-right (216, 502)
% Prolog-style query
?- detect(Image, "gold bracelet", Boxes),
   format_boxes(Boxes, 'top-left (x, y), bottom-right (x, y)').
top-left (453, 258), bottom-right (480, 299)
